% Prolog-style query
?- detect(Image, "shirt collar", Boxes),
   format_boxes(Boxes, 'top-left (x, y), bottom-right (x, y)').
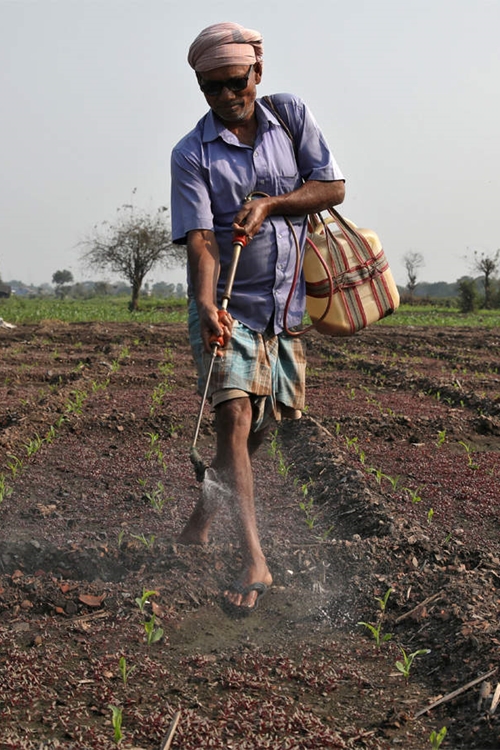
top-left (201, 97), bottom-right (280, 144)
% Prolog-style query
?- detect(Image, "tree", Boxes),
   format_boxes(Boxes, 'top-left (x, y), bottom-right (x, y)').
top-left (402, 251), bottom-right (425, 296)
top-left (52, 269), bottom-right (74, 299)
top-left (80, 203), bottom-right (183, 311)
top-left (472, 249), bottom-right (500, 309)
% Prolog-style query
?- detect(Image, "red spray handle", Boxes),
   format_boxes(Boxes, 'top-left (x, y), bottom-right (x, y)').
top-left (209, 309), bottom-right (228, 348)
top-left (208, 233), bottom-right (250, 348)
top-left (232, 233), bottom-right (249, 248)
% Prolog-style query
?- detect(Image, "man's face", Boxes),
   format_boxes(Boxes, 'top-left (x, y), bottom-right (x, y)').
top-left (197, 62), bottom-right (262, 125)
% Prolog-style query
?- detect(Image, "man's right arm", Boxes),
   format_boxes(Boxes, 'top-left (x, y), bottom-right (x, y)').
top-left (187, 229), bottom-right (232, 352)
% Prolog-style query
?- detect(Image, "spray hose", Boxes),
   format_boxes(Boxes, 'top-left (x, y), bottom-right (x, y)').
top-left (244, 191), bottom-right (335, 337)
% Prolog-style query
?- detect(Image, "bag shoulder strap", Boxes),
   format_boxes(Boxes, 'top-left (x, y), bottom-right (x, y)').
top-left (260, 96), bottom-right (330, 337)
top-left (262, 95), bottom-right (299, 163)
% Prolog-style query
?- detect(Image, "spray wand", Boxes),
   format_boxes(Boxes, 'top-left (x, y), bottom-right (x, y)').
top-left (190, 232), bottom-right (249, 481)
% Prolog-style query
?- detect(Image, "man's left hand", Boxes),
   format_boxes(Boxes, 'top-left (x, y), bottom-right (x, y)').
top-left (232, 197), bottom-right (270, 240)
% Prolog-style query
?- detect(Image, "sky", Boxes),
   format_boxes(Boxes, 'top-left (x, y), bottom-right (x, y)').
top-left (1, 0), bottom-right (499, 289)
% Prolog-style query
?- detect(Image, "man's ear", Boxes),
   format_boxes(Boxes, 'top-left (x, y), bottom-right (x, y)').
top-left (253, 61), bottom-right (263, 84)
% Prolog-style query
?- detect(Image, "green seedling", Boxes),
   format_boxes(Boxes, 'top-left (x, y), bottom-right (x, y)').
top-left (459, 440), bottom-right (479, 470)
top-left (427, 508), bottom-right (434, 524)
top-left (7, 454), bottom-right (23, 478)
top-left (368, 466), bottom-right (385, 485)
top-left (405, 486), bottom-right (423, 504)
top-left (375, 588), bottom-right (392, 613)
top-left (317, 524), bottom-right (335, 541)
top-left (385, 474), bottom-right (401, 491)
top-left (429, 726), bottom-right (447, 749)
top-left (295, 478), bottom-right (317, 529)
top-left (267, 429), bottom-right (279, 459)
top-left (118, 656), bottom-right (136, 686)
top-left (153, 447), bottom-right (167, 472)
top-left (149, 350), bottom-right (174, 415)
top-left (44, 425), bottom-right (56, 444)
top-left (144, 481), bottom-right (169, 512)
top-left (144, 614), bottom-right (164, 645)
top-left (357, 620), bottom-right (393, 647)
top-left (395, 646), bottom-right (430, 679)
top-left (345, 436), bottom-right (359, 449)
top-left (135, 589), bottom-right (159, 613)
top-left (65, 390), bottom-right (87, 415)
top-left (145, 431), bottom-right (160, 460)
top-left (150, 382), bottom-right (170, 415)
top-left (277, 450), bottom-right (292, 478)
top-left (118, 345), bottom-right (130, 360)
top-left (24, 434), bottom-right (43, 457)
top-left (117, 529), bottom-right (126, 549)
top-left (130, 533), bottom-right (155, 549)
top-left (299, 497), bottom-right (316, 530)
top-left (108, 704), bottom-right (123, 744)
top-left (91, 378), bottom-right (109, 392)
top-left (0, 474), bottom-right (13, 503)
top-left (158, 348), bottom-right (174, 378)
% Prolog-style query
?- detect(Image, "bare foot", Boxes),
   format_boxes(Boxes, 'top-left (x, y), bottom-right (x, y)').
top-left (224, 562), bottom-right (273, 610)
top-left (177, 527), bottom-right (209, 545)
top-left (177, 496), bottom-right (215, 546)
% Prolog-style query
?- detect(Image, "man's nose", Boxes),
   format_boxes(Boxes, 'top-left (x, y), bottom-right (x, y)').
top-left (218, 86), bottom-right (237, 100)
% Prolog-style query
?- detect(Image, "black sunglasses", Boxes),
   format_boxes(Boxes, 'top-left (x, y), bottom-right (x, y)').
top-left (198, 65), bottom-right (253, 96)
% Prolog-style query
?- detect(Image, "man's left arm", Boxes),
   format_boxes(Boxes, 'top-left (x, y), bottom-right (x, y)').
top-left (233, 178), bottom-right (345, 239)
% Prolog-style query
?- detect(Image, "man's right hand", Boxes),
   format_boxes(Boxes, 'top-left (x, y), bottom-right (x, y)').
top-left (199, 304), bottom-right (233, 354)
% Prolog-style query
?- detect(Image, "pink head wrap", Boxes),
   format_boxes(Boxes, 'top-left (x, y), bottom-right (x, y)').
top-left (188, 22), bottom-right (263, 73)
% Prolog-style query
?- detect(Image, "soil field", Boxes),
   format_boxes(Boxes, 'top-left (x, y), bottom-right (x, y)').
top-left (0, 320), bottom-right (499, 750)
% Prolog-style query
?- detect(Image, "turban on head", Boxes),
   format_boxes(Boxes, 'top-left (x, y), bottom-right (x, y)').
top-left (188, 22), bottom-right (263, 73)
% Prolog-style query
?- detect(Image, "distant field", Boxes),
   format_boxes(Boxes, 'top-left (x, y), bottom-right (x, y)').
top-left (1, 296), bottom-right (500, 327)
top-left (0, 296), bottom-right (187, 324)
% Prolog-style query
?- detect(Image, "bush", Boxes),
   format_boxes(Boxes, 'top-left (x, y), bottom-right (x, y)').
top-left (457, 278), bottom-right (480, 313)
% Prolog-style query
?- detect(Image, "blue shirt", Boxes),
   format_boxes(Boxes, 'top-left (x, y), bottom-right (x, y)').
top-left (170, 93), bottom-right (344, 333)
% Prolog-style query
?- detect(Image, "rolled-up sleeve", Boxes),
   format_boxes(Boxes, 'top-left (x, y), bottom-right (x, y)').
top-left (171, 132), bottom-right (214, 245)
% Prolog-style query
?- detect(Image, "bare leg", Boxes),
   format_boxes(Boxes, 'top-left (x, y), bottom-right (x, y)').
top-left (179, 396), bottom-right (272, 606)
top-left (212, 398), bottom-right (272, 609)
top-left (179, 396), bottom-right (270, 546)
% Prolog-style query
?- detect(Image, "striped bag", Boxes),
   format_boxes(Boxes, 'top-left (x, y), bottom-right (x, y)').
top-left (303, 208), bottom-right (400, 336)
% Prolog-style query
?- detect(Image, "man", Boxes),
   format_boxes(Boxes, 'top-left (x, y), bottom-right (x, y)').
top-left (171, 22), bottom-right (345, 611)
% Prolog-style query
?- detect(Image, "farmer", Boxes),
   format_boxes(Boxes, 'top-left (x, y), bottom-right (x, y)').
top-left (171, 21), bottom-right (345, 611)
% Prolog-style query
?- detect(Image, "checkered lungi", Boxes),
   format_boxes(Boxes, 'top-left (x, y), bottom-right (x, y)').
top-left (188, 300), bottom-right (306, 432)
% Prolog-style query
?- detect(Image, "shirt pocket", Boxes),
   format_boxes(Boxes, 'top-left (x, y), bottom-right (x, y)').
top-left (256, 130), bottom-right (302, 195)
